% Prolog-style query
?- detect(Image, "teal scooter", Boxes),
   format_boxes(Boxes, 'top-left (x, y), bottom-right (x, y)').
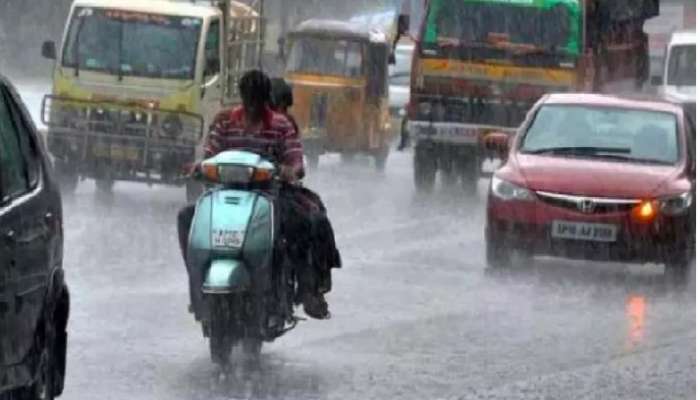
top-left (186, 150), bottom-right (297, 365)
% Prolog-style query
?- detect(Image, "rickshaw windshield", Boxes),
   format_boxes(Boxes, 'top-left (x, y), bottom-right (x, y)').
top-left (287, 37), bottom-right (364, 78)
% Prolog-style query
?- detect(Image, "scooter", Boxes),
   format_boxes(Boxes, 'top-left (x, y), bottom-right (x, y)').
top-left (186, 150), bottom-right (298, 365)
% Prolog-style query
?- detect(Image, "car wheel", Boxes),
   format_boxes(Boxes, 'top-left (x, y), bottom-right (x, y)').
top-left (53, 160), bottom-right (78, 194)
top-left (664, 246), bottom-right (694, 286)
top-left (486, 233), bottom-right (512, 270)
top-left (18, 310), bottom-right (58, 400)
top-left (414, 146), bottom-right (436, 193)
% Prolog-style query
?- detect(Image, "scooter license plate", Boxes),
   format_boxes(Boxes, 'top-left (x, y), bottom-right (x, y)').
top-left (212, 229), bottom-right (244, 248)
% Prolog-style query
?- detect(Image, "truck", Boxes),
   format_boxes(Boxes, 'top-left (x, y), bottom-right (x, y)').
top-left (40, 0), bottom-right (265, 200)
top-left (651, 30), bottom-right (695, 123)
top-left (406, 0), bottom-right (660, 194)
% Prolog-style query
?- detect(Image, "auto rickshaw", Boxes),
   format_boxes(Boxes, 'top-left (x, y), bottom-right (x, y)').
top-left (284, 19), bottom-right (396, 170)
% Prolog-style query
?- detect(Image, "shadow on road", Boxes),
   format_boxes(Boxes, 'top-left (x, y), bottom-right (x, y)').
top-left (179, 350), bottom-right (330, 400)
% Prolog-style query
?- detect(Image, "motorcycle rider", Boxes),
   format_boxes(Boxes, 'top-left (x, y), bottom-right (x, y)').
top-left (177, 70), bottom-right (337, 319)
top-left (270, 77), bottom-right (341, 296)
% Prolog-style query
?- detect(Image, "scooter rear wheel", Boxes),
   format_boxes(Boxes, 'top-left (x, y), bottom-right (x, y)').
top-left (242, 337), bottom-right (262, 360)
top-left (208, 299), bottom-right (233, 366)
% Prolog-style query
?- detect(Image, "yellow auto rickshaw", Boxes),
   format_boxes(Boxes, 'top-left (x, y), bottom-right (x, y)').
top-left (284, 19), bottom-right (397, 170)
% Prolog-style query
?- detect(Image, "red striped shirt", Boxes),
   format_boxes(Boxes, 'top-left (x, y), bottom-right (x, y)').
top-left (204, 106), bottom-right (304, 174)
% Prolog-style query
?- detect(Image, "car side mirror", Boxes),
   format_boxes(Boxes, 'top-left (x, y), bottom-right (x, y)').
top-left (650, 75), bottom-right (663, 86)
top-left (42, 40), bottom-right (57, 60)
top-left (483, 131), bottom-right (510, 152)
top-left (398, 14), bottom-right (410, 37)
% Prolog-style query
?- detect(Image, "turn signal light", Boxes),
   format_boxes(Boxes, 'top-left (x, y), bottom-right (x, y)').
top-left (252, 168), bottom-right (273, 182)
top-left (632, 200), bottom-right (658, 222)
top-left (202, 163), bottom-right (219, 182)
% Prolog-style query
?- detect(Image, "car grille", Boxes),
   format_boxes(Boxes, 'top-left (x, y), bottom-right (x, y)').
top-left (536, 191), bottom-right (640, 215)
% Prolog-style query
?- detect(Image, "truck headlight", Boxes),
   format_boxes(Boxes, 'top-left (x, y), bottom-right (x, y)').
top-left (659, 192), bottom-right (693, 216)
top-left (490, 176), bottom-right (535, 201)
top-left (418, 102), bottom-right (432, 118)
top-left (161, 115), bottom-right (183, 138)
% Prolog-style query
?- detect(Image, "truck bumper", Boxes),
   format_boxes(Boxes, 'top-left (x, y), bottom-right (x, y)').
top-left (47, 128), bottom-right (197, 185)
top-left (407, 120), bottom-right (515, 146)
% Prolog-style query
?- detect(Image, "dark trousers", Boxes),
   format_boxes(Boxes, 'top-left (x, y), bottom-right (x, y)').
top-left (177, 186), bottom-right (340, 297)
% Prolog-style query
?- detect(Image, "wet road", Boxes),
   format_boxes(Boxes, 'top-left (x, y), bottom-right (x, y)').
top-left (16, 85), bottom-right (696, 399)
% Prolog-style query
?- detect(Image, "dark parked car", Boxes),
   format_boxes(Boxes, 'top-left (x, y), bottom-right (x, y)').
top-left (0, 75), bottom-right (69, 400)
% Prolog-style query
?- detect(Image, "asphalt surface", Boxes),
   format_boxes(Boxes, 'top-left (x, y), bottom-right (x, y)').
top-left (16, 85), bottom-right (697, 400)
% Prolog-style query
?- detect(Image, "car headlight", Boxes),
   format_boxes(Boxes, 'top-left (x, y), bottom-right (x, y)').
top-left (659, 192), bottom-right (693, 216)
top-left (490, 176), bottom-right (535, 201)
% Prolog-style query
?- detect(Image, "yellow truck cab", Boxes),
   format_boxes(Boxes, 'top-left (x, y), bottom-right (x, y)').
top-left (41, 0), bottom-right (262, 199)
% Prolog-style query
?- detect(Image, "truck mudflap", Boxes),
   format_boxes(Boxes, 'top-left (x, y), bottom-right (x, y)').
top-left (41, 95), bottom-right (204, 183)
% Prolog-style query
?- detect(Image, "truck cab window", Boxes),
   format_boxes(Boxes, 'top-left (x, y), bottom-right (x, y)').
top-left (204, 19), bottom-right (220, 77)
top-left (0, 89), bottom-right (29, 201)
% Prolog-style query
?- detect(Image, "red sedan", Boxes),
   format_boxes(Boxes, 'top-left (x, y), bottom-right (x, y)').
top-left (485, 93), bottom-right (695, 281)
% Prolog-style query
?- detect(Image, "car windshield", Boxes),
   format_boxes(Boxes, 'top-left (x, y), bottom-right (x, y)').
top-left (521, 105), bottom-right (680, 165)
top-left (286, 37), bottom-right (364, 77)
top-left (667, 44), bottom-right (696, 86)
top-left (422, 0), bottom-right (579, 56)
top-left (62, 7), bottom-right (201, 79)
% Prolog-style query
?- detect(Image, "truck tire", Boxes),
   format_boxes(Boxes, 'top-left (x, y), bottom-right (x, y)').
top-left (459, 157), bottom-right (479, 196)
top-left (414, 146), bottom-right (436, 193)
top-left (373, 147), bottom-right (390, 172)
top-left (340, 152), bottom-right (355, 164)
top-left (439, 157), bottom-right (457, 187)
top-left (306, 152), bottom-right (319, 170)
top-left (54, 160), bottom-right (78, 194)
top-left (95, 179), bottom-right (114, 195)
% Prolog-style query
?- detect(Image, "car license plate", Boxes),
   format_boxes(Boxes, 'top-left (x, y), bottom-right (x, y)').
top-left (93, 144), bottom-right (140, 161)
top-left (551, 220), bottom-right (618, 243)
